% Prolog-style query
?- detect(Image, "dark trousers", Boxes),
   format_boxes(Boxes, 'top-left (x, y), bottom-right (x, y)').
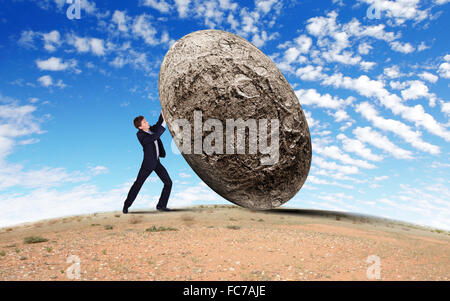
top-left (124, 160), bottom-right (172, 209)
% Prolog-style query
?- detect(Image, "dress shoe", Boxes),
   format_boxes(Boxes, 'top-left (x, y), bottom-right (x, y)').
top-left (156, 207), bottom-right (172, 212)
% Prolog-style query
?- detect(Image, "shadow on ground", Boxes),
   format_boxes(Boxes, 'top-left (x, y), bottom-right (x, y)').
top-left (249, 207), bottom-right (390, 224)
top-left (129, 209), bottom-right (195, 214)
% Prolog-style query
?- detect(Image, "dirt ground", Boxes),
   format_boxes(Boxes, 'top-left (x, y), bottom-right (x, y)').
top-left (0, 205), bottom-right (448, 281)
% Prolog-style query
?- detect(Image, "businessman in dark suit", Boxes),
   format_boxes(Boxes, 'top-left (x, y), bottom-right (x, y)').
top-left (123, 110), bottom-right (172, 213)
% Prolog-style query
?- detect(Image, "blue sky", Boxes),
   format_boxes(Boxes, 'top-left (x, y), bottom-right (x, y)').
top-left (0, 0), bottom-right (449, 230)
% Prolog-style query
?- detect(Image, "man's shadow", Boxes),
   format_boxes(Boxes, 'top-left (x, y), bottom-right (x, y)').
top-left (128, 208), bottom-right (194, 214)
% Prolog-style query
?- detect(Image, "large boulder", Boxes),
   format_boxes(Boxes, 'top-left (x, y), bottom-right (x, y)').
top-left (159, 29), bottom-right (312, 209)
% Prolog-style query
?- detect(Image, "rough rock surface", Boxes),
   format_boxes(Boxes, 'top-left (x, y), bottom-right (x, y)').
top-left (159, 29), bottom-right (312, 209)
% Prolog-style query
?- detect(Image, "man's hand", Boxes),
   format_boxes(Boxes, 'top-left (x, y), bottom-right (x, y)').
top-left (160, 109), bottom-right (167, 128)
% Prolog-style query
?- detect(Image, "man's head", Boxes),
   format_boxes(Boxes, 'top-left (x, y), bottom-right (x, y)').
top-left (133, 116), bottom-right (150, 131)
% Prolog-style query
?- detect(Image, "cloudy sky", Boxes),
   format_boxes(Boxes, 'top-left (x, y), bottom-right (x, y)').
top-left (0, 0), bottom-right (449, 230)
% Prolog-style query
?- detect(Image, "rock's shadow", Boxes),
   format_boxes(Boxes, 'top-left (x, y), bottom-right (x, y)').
top-left (249, 208), bottom-right (385, 223)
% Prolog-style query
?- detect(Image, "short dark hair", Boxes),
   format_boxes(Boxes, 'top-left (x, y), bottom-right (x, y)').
top-left (133, 116), bottom-right (144, 129)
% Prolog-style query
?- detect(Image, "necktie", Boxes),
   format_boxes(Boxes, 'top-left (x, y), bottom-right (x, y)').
top-left (147, 130), bottom-right (159, 160)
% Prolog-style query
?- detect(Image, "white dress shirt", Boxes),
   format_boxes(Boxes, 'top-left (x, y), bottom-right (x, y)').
top-left (145, 121), bottom-right (166, 160)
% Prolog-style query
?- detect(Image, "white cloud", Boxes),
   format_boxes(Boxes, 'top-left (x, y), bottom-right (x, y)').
top-left (306, 12), bottom-right (338, 37)
top-left (112, 10), bottom-right (129, 32)
top-left (36, 57), bottom-right (77, 71)
top-left (389, 80), bottom-right (408, 90)
top-left (348, 21), bottom-right (399, 42)
top-left (283, 47), bottom-right (301, 64)
top-left (19, 30), bottom-right (63, 52)
top-left (83, 0), bottom-right (97, 13)
top-left (441, 101), bottom-right (450, 117)
top-left (227, 12), bottom-right (239, 29)
top-left (295, 88), bottom-right (353, 109)
top-left (337, 133), bottom-right (383, 161)
top-left (313, 140), bottom-right (376, 169)
top-left (400, 80), bottom-right (429, 100)
top-left (219, 0), bottom-right (238, 10)
top-left (358, 0), bottom-right (429, 25)
top-left (0, 93), bottom-right (128, 228)
top-left (70, 35), bottom-right (90, 52)
top-left (67, 35), bottom-right (106, 56)
top-left (110, 56), bottom-right (126, 68)
top-left (251, 30), bottom-right (278, 48)
top-left (0, 165), bottom-right (89, 190)
top-left (306, 11), bottom-right (399, 43)
top-left (390, 41), bottom-right (415, 53)
top-left (353, 126), bottom-right (413, 159)
top-left (339, 121), bottom-right (353, 132)
top-left (438, 57), bottom-right (450, 78)
top-left (179, 172), bottom-right (192, 178)
top-left (360, 61), bottom-right (376, 71)
top-left (333, 109), bottom-right (350, 122)
top-left (375, 182), bottom-right (450, 230)
top-left (142, 0), bottom-right (171, 13)
top-left (43, 0), bottom-right (97, 15)
top-left (161, 1), bottom-right (279, 47)
top-left (399, 80), bottom-right (438, 106)
top-left (109, 49), bottom-right (154, 73)
top-left (194, 0), bottom-right (227, 28)
top-left (358, 42), bottom-right (372, 55)
top-left (37, 75), bottom-right (66, 88)
top-left (306, 175), bottom-right (354, 189)
top-left (295, 34), bottom-right (313, 53)
top-left (276, 34), bottom-right (313, 68)
top-left (0, 136), bottom-right (14, 164)
top-left (374, 175), bottom-right (388, 181)
top-left (37, 75), bottom-right (53, 87)
top-left (174, 0), bottom-right (191, 18)
top-left (132, 14), bottom-right (159, 45)
top-left (255, 0), bottom-right (278, 14)
top-left (295, 65), bottom-right (325, 81)
top-left (42, 30), bottom-right (61, 52)
top-left (418, 71), bottom-right (438, 83)
top-left (313, 156), bottom-right (360, 174)
top-left (384, 65), bottom-right (401, 78)
top-left (18, 30), bottom-right (38, 49)
top-left (299, 11), bottom-right (407, 68)
top-left (323, 49), bottom-right (362, 65)
top-left (0, 181), bottom-right (139, 228)
top-left (171, 181), bottom-right (225, 206)
top-left (18, 138), bottom-right (40, 145)
top-left (355, 101), bottom-right (440, 154)
top-left (0, 99), bottom-right (45, 164)
top-left (89, 165), bottom-right (109, 175)
top-left (311, 167), bottom-right (363, 184)
top-left (319, 72), bottom-right (450, 142)
top-left (90, 38), bottom-right (105, 55)
top-left (417, 41), bottom-right (430, 52)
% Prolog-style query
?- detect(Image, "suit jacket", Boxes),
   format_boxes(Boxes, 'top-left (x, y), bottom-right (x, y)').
top-left (137, 114), bottom-right (166, 170)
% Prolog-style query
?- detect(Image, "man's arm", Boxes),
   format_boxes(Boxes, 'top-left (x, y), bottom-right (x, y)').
top-left (154, 113), bottom-right (164, 128)
top-left (138, 126), bottom-right (166, 145)
top-left (151, 111), bottom-right (166, 131)
top-left (161, 110), bottom-right (166, 127)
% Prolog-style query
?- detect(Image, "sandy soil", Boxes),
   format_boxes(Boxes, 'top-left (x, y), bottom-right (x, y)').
top-left (0, 205), bottom-right (448, 281)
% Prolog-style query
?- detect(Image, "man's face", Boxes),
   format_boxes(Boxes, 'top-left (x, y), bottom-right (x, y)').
top-left (139, 118), bottom-right (149, 130)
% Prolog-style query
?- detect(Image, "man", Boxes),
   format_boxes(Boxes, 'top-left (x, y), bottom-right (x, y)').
top-left (123, 110), bottom-right (172, 213)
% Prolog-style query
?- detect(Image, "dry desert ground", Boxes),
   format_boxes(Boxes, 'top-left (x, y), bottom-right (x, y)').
top-left (0, 205), bottom-right (449, 281)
